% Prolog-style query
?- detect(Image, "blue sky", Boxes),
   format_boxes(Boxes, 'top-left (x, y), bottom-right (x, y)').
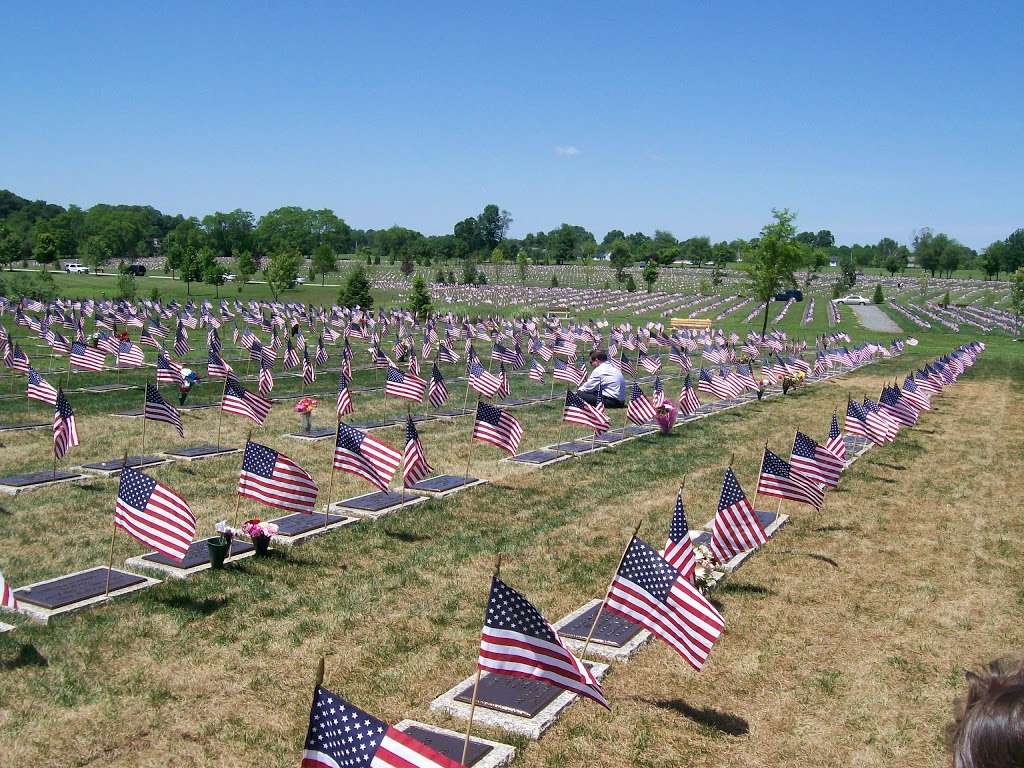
top-left (2, 2), bottom-right (1021, 248)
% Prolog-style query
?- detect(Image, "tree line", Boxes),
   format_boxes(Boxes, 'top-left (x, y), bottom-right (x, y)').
top-left (1, 189), bottom-right (1021, 289)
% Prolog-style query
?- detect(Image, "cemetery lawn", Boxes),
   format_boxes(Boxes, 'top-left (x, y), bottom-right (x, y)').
top-left (0, 331), bottom-right (1020, 766)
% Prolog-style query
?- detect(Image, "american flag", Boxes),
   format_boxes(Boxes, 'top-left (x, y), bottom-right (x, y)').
top-left (790, 431), bottom-right (843, 489)
top-left (300, 687), bottom-right (462, 768)
top-left (427, 362), bottom-right (449, 408)
top-left (0, 569), bottom-right (18, 611)
top-left (155, 351), bottom-right (184, 385)
top-left (496, 363), bottom-right (511, 398)
top-left (303, 349), bottom-right (316, 385)
top-left (315, 338), bottom-right (328, 366)
top-left (604, 537), bottom-right (725, 671)
top-left (863, 396), bottom-right (899, 440)
top-left (116, 340), bottom-right (145, 368)
top-left (900, 376), bottom-right (932, 411)
top-left (26, 366), bottom-right (58, 405)
top-left (617, 354), bottom-right (636, 378)
top-left (222, 379), bottom-right (272, 425)
top-left (552, 358), bottom-right (583, 386)
top-left (662, 489), bottom-right (696, 583)
top-left (334, 422), bottom-right (402, 492)
top-left (528, 358), bottom-right (545, 383)
top-left (144, 383), bottom-right (184, 437)
top-left (402, 416), bottom-right (433, 487)
top-left (53, 388), bottom-right (80, 459)
top-left (258, 358), bottom-right (275, 396)
top-left (879, 385), bottom-right (919, 426)
top-left (844, 398), bottom-right (882, 444)
top-left (627, 382), bottom-right (657, 425)
top-left (638, 350), bottom-right (662, 374)
top-left (477, 576), bottom-right (608, 709)
top-left (238, 440), bottom-right (319, 515)
top-left (678, 373), bottom-right (701, 415)
top-left (384, 366), bottom-right (425, 403)
top-left (757, 447), bottom-right (824, 510)
top-left (562, 390), bottom-right (610, 433)
top-left (710, 468), bottom-right (767, 563)
top-left (824, 411), bottom-right (845, 462)
top-left (406, 352), bottom-right (420, 378)
top-left (207, 348), bottom-right (233, 378)
top-left (173, 321), bottom-right (190, 357)
top-left (652, 376), bottom-right (665, 408)
top-left (491, 342), bottom-right (523, 366)
top-left (472, 401), bottom-right (523, 455)
top-left (468, 361), bottom-right (502, 398)
top-left (284, 338), bottom-right (299, 369)
top-left (336, 372), bottom-right (354, 417)
top-left (70, 341), bottom-right (106, 371)
top-left (115, 465), bottom-right (196, 562)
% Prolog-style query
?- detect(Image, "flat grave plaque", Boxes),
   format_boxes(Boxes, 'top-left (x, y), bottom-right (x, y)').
top-left (506, 449), bottom-right (567, 466)
top-left (0, 470), bottom-right (90, 496)
top-left (286, 426), bottom-right (336, 441)
top-left (550, 441), bottom-right (602, 455)
top-left (163, 444), bottom-right (240, 461)
top-left (400, 724), bottom-right (491, 767)
top-left (454, 673), bottom-right (563, 718)
top-left (0, 421), bottom-right (50, 432)
top-left (112, 409), bottom-right (144, 418)
top-left (349, 419), bottom-right (395, 430)
top-left (178, 403), bottom-right (218, 411)
top-left (618, 425), bottom-right (657, 436)
top-left (263, 512), bottom-right (360, 546)
top-left (432, 408), bottom-right (470, 418)
top-left (407, 474), bottom-right (483, 497)
top-left (15, 568), bottom-right (146, 610)
top-left (86, 383), bottom-right (135, 393)
top-left (80, 455), bottom-right (168, 475)
top-left (146, 538), bottom-right (255, 568)
top-left (592, 432), bottom-right (630, 444)
top-left (557, 602), bottom-right (643, 647)
top-left (409, 414), bottom-right (435, 423)
top-left (333, 491), bottom-right (427, 519)
top-left (495, 398), bottom-right (530, 407)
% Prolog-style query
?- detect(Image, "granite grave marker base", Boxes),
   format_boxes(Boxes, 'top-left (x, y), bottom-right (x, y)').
top-left (285, 426), bottom-right (337, 442)
top-left (330, 490), bottom-right (427, 520)
top-left (125, 538), bottom-right (257, 578)
top-left (178, 403), bottom-right (218, 412)
top-left (0, 470), bottom-right (91, 496)
top-left (78, 455), bottom-right (170, 477)
top-left (432, 408), bottom-right (471, 419)
top-left (591, 432), bottom-right (632, 445)
top-left (349, 419), bottom-right (399, 431)
top-left (616, 424), bottom-right (658, 437)
top-left (406, 474), bottom-right (486, 499)
top-left (503, 449), bottom-right (570, 468)
top-left (393, 720), bottom-right (515, 768)
top-left (494, 398), bottom-right (531, 408)
top-left (0, 421), bottom-right (50, 432)
top-left (549, 440), bottom-right (606, 456)
top-left (754, 509), bottom-right (790, 537)
top-left (429, 663), bottom-right (609, 741)
top-left (249, 511), bottom-right (360, 546)
top-left (161, 444), bottom-right (241, 462)
top-left (553, 598), bottom-right (651, 662)
top-left (12, 567), bottom-right (161, 623)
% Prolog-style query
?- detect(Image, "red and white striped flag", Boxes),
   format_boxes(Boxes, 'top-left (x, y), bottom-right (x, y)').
top-left (115, 465), bottom-right (196, 562)
top-left (472, 401), bottom-right (523, 455)
top-left (0, 569), bottom-right (18, 611)
top-left (402, 415), bottom-right (433, 487)
top-left (238, 440), bottom-right (319, 515)
top-left (710, 468), bottom-right (767, 563)
top-left (333, 422), bottom-right (402, 492)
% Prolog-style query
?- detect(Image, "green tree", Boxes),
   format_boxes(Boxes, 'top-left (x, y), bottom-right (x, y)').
top-left (233, 248), bottom-right (258, 291)
top-left (399, 250), bottom-right (414, 276)
top-left (117, 265), bottom-right (137, 300)
top-left (408, 274), bottom-right (432, 319)
top-left (981, 241), bottom-right (1005, 280)
top-left (680, 236), bottom-right (712, 267)
top-left (477, 205), bottom-right (512, 252)
top-left (202, 209), bottom-right (255, 259)
top-left (516, 250), bottom-right (527, 283)
top-left (872, 284), bottom-right (884, 304)
top-left (746, 209), bottom-right (807, 338)
top-left (311, 243), bottom-right (337, 285)
top-left (179, 247), bottom-right (204, 295)
top-left (462, 256), bottom-right (478, 285)
top-left (81, 234), bottom-right (113, 272)
top-left (624, 273), bottom-right (637, 292)
top-left (338, 264), bottom-right (373, 309)
top-left (263, 249), bottom-right (301, 301)
top-left (0, 226), bottom-right (19, 270)
top-left (1010, 267), bottom-right (1024, 338)
top-left (609, 239), bottom-right (632, 283)
top-left (202, 250), bottom-right (228, 297)
top-left (642, 259), bottom-right (659, 292)
top-left (33, 231), bottom-right (59, 268)
top-left (550, 273), bottom-right (559, 288)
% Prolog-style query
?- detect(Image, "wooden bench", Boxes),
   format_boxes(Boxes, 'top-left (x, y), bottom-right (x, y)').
top-left (670, 317), bottom-right (712, 330)
top-left (547, 309), bottom-right (571, 319)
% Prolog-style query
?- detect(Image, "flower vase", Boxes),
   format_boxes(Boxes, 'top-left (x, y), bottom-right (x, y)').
top-left (300, 412), bottom-right (312, 433)
top-left (253, 534), bottom-right (271, 556)
top-left (207, 536), bottom-right (230, 569)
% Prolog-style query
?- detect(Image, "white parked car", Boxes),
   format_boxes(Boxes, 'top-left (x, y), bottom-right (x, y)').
top-left (64, 262), bottom-right (90, 274)
top-left (837, 294), bottom-right (870, 305)
top-left (224, 273), bottom-right (236, 282)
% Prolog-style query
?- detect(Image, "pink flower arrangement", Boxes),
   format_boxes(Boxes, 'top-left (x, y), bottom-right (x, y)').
top-left (294, 397), bottom-right (319, 414)
top-left (655, 401), bottom-right (678, 435)
top-left (241, 518), bottom-right (279, 539)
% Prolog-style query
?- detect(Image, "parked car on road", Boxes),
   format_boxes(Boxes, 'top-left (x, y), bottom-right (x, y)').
top-left (124, 264), bottom-right (146, 276)
top-left (774, 289), bottom-right (804, 301)
top-left (837, 294), bottom-right (870, 305)
top-left (64, 262), bottom-right (89, 274)
top-left (224, 273), bottom-right (236, 282)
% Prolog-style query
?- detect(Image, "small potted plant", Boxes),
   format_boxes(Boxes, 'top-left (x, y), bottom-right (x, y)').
top-left (241, 518), bottom-right (279, 556)
top-left (654, 401), bottom-right (678, 435)
top-left (755, 379), bottom-right (767, 400)
top-left (208, 520), bottom-right (235, 569)
top-left (294, 396), bottom-right (319, 433)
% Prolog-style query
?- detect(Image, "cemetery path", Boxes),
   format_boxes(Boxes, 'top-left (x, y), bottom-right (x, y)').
top-left (849, 303), bottom-right (902, 332)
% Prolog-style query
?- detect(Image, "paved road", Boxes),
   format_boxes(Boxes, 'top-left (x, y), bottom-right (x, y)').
top-left (849, 303), bottom-right (902, 332)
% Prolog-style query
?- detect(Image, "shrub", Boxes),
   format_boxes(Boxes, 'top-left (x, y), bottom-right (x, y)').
top-left (872, 284), bottom-right (884, 304)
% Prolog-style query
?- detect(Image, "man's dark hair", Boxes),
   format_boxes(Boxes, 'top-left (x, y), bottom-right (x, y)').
top-left (948, 658), bottom-right (1024, 768)
top-left (589, 349), bottom-right (608, 363)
